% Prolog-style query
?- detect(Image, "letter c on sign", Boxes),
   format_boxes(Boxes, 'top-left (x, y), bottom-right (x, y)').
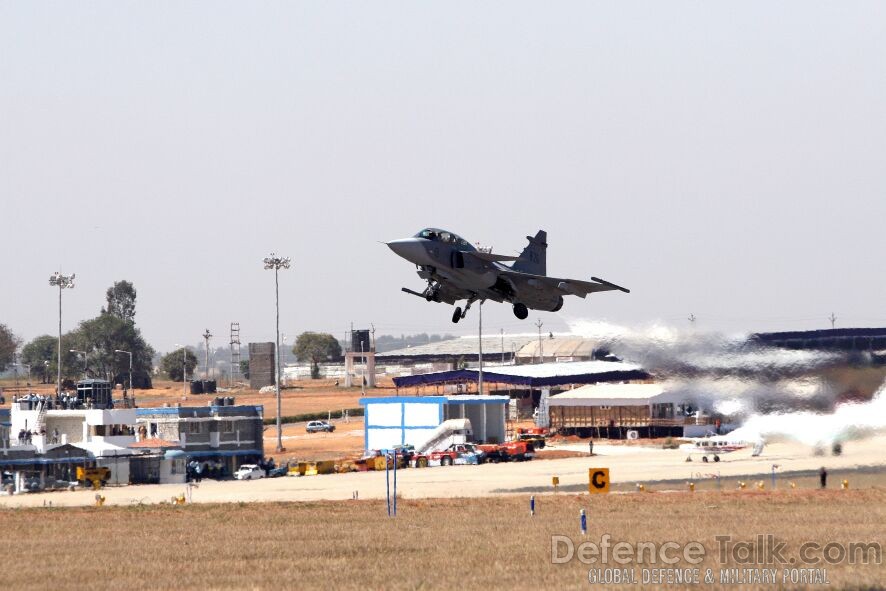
top-left (588, 468), bottom-right (610, 494)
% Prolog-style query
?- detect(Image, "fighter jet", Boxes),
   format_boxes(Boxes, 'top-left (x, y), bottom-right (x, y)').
top-left (386, 228), bottom-right (629, 323)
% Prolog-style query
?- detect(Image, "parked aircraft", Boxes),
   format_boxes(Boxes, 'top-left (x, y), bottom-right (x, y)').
top-left (387, 228), bottom-right (629, 323)
top-left (679, 430), bottom-right (765, 462)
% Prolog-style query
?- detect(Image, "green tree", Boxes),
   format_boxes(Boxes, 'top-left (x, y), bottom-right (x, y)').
top-left (67, 313), bottom-right (155, 387)
top-left (0, 324), bottom-right (21, 371)
top-left (20, 334), bottom-right (58, 383)
top-left (239, 359), bottom-right (250, 379)
top-left (102, 280), bottom-right (137, 322)
top-left (293, 332), bottom-right (342, 379)
top-left (160, 348), bottom-right (199, 382)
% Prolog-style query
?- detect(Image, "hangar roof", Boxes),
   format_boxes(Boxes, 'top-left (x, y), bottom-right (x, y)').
top-left (516, 336), bottom-right (601, 359)
top-left (549, 383), bottom-right (683, 407)
top-left (393, 360), bottom-right (648, 389)
top-left (377, 335), bottom-right (537, 359)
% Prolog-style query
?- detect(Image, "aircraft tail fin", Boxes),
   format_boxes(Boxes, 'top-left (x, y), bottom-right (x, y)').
top-left (511, 230), bottom-right (547, 276)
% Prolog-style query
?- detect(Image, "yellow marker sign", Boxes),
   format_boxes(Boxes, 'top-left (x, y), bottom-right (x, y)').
top-left (588, 468), bottom-right (610, 494)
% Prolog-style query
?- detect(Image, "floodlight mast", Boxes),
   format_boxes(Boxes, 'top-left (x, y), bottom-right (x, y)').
top-left (264, 253), bottom-right (291, 453)
top-left (49, 272), bottom-right (75, 396)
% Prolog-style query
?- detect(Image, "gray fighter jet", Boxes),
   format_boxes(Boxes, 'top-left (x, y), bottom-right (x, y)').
top-left (387, 228), bottom-right (629, 323)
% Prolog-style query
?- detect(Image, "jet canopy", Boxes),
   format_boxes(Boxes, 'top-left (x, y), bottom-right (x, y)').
top-left (413, 228), bottom-right (475, 250)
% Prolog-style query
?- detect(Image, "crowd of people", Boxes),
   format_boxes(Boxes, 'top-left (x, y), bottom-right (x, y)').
top-left (11, 392), bottom-right (85, 411)
top-left (15, 426), bottom-right (62, 445)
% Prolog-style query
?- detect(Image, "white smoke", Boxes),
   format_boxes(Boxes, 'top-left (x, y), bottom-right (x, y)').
top-left (740, 385), bottom-right (886, 448)
top-left (563, 318), bottom-right (886, 446)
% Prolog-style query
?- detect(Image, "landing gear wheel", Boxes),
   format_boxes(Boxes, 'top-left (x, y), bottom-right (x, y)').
top-left (702, 456), bottom-right (709, 463)
top-left (452, 307), bottom-right (462, 323)
top-left (513, 303), bottom-right (529, 320)
top-left (713, 455), bottom-right (720, 463)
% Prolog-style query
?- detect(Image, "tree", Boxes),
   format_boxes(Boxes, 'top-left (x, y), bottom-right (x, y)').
top-left (293, 332), bottom-right (342, 379)
top-left (160, 348), bottom-right (199, 382)
top-left (67, 313), bottom-right (155, 387)
top-left (102, 280), bottom-right (137, 322)
top-left (0, 324), bottom-right (21, 371)
top-left (239, 359), bottom-right (250, 379)
top-left (20, 335), bottom-right (58, 383)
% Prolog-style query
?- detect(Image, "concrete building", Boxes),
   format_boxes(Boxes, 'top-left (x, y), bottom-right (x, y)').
top-left (2, 384), bottom-right (264, 490)
top-left (2, 380), bottom-right (138, 489)
top-left (128, 439), bottom-right (188, 485)
top-left (248, 342), bottom-right (276, 389)
top-left (135, 403), bottom-right (264, 475)
top-left (360, 395), bottom-right (509, 451)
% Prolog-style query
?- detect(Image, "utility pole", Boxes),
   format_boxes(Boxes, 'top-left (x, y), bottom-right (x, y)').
top-left (370, 323), bottom-right (376, 351)
top-left (202, 329), bottom-right (212, 380)
top-left (360, 341), bottom-right (366, 396)
top-left (829, 313), bottom-right (837, 330)
top-left (175, 344), bottom-right (187, 396)
top-left (535, 318), bottom-right (544, 364)
top-left (478, 300), bottom-right (484, 396)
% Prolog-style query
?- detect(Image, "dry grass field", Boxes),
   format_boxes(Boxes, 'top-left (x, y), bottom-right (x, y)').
top-left (1, 490), bottom-right (883, 590)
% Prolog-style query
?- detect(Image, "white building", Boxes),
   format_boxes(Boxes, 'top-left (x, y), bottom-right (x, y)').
top-left (360, 395), bottom-right (509, 451)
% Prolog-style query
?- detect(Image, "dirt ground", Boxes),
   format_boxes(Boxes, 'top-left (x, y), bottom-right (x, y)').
top-left (262, 418), bottom-right (365, 462)
top-left (0, 377), bottom-right (394, 418)
top-left (1, 492), bottom-right (883, 590)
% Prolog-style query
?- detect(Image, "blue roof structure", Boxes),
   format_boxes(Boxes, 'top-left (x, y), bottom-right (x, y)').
top-left (751, 327), bottom-right (886, 351)
top-left (392, 361), bottom-right (649, 389)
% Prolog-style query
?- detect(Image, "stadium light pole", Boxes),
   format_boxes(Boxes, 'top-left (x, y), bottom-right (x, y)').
top-left (264, 253), bottom-right (291, 453)
top-left (49, 271), bottom-right (75, 395)
top-left (115, 349), bottom-right (132, 400)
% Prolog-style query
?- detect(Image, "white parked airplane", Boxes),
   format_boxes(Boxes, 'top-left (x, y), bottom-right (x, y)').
top-left (679, 430), bottom-right (765, 463)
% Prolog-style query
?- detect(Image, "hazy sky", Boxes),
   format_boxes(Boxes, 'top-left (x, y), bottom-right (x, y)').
top-left (2, 2), bottom-right (884, 353)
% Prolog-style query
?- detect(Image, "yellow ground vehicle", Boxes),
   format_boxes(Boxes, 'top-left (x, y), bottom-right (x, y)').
top-left (76, 466), bottom-right (111, 489)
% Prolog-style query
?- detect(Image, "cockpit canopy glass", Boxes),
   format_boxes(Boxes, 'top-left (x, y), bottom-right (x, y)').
top-left (414, 228), bottom-right (474, 250)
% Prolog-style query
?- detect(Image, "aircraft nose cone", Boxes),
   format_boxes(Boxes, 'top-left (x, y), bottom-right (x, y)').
top-left (386, 238), bottom-right (429, 265)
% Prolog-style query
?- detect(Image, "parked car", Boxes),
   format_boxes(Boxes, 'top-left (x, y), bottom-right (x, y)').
top-left (267, 465), bottom-right (289, 478)
top-left (234, 464), bottom-right (265, 480)
top-left (306, 420), bottom-right (335, 433)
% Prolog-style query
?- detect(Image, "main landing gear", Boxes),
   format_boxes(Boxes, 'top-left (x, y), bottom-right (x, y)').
top-left (451, 297), bottom-right (477, 323)
top-left (512, 303), bottom-right (529, 320)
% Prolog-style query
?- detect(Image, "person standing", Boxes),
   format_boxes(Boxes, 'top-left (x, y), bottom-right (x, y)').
top-left (819, 467), bottom-right (828, 489)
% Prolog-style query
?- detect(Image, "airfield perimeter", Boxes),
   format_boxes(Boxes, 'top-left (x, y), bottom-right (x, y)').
top-left (3, 383), bottom-right (885, 590)
top-left (2, 434), bottom-right (884, 508)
